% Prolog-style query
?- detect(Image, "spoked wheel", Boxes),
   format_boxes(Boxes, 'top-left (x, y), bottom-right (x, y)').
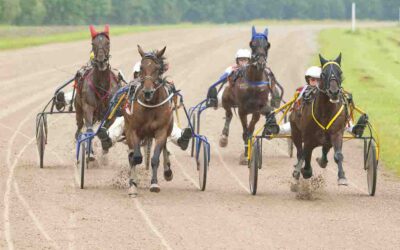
top-left (36, 116), bottom-right (46, 168)
top-left (249, 138), bottom-right (261, 195)
top-left (365, 141), bottom-right (378, 196)
top-left (79, 143), bottom-right (87, 189)
top-left (190, 114), bottom-right (196, 157)
top-left (196, 139), bottom-right (208, 191)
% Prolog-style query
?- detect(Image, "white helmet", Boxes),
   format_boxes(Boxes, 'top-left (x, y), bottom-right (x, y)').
top-left (235, 49), bottom-right (251, 59)
top-left (133, 61), bottom-right (141, 73)
top-left (305, 66), bottom-right (321, 79)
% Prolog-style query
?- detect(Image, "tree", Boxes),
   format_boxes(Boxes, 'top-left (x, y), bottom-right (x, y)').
top-left (1, 0), bottom-right (21, 23)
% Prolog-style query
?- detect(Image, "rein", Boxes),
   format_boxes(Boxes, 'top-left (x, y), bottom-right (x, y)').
top-left (87, 70), bottom-right (117, 102)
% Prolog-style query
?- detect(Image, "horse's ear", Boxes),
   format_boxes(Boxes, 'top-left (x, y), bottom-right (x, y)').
top-left (263, 27), bottom-right (268, 38)
top-left (89, 25), bottom-right (97, 39)
top-left (319, 54), bottom-right (328, 66)
top-left (156, 46), bottom-right (166, 58)
top-left (104, 24), bottom-right (110, 37)
top-left (252, 26), bottom-right (256, 38)
top-left (137, 45), bottom-right (145, 58)
top-left (335, 53), bottom-right (342, 66)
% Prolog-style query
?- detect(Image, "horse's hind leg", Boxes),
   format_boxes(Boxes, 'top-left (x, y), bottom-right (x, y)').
top-left (316, 144), bottom-right (331, 168)
top-left (331, 133), bottom-right (348, 185)
top-left (127, 130), bottom-right (141, 197)
top-left (163, 144), bottom-right (173, 181)
top-left (219, 107), bottom-right (233, 147)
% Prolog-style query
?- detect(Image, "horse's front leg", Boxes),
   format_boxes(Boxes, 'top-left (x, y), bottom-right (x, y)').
top-left (238, 108), bottom-right (249, 165)
top-left (97, 116), bottom-right (115, 154)
top-left (316, 143), bottom-right (331, 168)
top-left (82, 103), bottom-right (95, 133)
top-left (247, 113), bottom-right (261, 136)
top-left (301, 143), bottom-right (314, 179)
top-left (291, 122), bottom-right (304, 180)
top-left (219, 105), bottom-right (233, 147)
top-left (331, 132), bottom-right (348, 185)
top-left (126, 128), bottom-right (141, 197)
top-left (74, 98), bottom-right (84, 140)
top-left (150, 130), bottom-right (168, 193)
top-left (163, 144), bottom-right (173, 181)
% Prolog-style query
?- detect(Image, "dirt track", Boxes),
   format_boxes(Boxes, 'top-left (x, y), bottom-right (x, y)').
top-left (1, 24), bottom-right (400, 249)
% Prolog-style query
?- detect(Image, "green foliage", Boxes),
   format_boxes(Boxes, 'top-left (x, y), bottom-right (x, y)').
top-left (319, 27), bottom-right (400, 175)
top-left (0, 0), bottom-right (398, 25)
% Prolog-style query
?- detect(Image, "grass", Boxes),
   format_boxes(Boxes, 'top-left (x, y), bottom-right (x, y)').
top-left (318, 26), bottom-right (400, 175)
top-left (0, 23), bottom-right (201, 50)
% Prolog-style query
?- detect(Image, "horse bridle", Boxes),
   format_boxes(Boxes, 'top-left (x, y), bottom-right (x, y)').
top-left (319, 61), bottom-right (343, 95)
top-left (91, 33), bottom-right (110, 69)
top-left (250, 35), bottom-right (269, 69)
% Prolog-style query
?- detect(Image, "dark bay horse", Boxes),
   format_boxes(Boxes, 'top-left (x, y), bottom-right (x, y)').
top-left (290, 54), bottom-right (349, 185)
top-left (220, 26), bottom-right (274, 164)
top-left (75, 25), bottom-right (120, 153)
top-left (125, 45), bottom-right (174, 195)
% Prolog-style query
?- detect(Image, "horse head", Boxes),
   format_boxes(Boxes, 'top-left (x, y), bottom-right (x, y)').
top-left (249, 26), bottom-right (270, 71)
top-left (137, 45), bottom-right (166, 102)
top-left (319, 53), bottom-right (343, 103)
top-left (90, 25), bottom-right (110, 71)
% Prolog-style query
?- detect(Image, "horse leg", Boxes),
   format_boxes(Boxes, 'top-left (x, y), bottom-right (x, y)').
top-left (163, 144), bottom-right (173, 181)
top-left (316, 143), bottom-right (331, 168)
top-left (291, 123), bottom-right (304, 180)
top-left (301, 143), bottom-right (313, 179)
top-left (238, 109), bottom-right (249, 165)
top-left (97, 116), bottom-right (114, 154)
top-left (82, 103), bottom-right (95, 133)
top-left (127, 130), bottom-right (141, 197)
top-left (75, 101), bottom-right (84, 140)
top-left (219, 106), bottom-right (233, 147)
top-left (331, 133), bottom-right (347, 185)
top-left (150, 132), bottom-right (168, 193)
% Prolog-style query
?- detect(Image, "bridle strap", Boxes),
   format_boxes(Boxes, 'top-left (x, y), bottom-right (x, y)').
top-left (322, 61), bottom-right (341, 69)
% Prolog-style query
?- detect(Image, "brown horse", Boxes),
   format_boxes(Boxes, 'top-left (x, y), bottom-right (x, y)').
top-left (220, 26), bottom-right (274, 164)
top-left (290, 53), bottom-right (349, 185)
top-left (124, 45), bottom-right (174, 195)
top-left (75, 25), bottom-right (120, 153)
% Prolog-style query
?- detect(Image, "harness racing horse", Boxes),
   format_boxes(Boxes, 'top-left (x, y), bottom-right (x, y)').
top-left (289, 53), bottom-right (349, 185)
top-left (125, 45), bottom-right (174, 195)
top-left (75, 25), bottom-right (120, 153)
top-left (220, 26), bottom-right (274, 164)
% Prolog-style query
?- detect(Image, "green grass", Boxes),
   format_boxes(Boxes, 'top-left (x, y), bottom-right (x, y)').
top-left (318, 27), bottom-right (400, 175)
top-left (0, 23), bottom-right (201, 50)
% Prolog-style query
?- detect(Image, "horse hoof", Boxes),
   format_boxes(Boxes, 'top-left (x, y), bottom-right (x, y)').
top-left (164, 169), bottom-right (173, 181)
top-left (239, 153), bottom-right (248, 165)
top-left (150, 184), bottom-right (161, 193)
top-left (219, 135), bottom-right (228, 147)
top-left (128, 185), bottom-right (138, 197)
top-left (292, 170), bottom-right (300, 180)
top-left (316, 157), bottom-right (328, 168)
top-left (301, 168), bottom-right (313, 179)
top-left (88, 156), bottom-right (96, 162)
top-left (338, 178), bottom-right (348, 186)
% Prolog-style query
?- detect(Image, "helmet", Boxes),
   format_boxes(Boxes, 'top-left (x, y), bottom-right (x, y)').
top-left (235, 49), bottom-right (251, 59)
top-left (133, 61), bottom-right (141, 73)
top-left (305, 66), bottom-right (321, 79)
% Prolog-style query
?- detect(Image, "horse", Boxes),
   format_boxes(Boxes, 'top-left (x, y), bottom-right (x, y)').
top-left (124, 45), bottom-right (174, 195)
top-left (289, 53), bottom-right (349, 185)
top-left (220, 26), bottom-right (274, 164)
top-left (74, 25), bottom-right (120, 153)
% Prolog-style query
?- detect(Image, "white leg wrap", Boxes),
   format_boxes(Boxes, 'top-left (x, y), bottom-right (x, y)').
top-left (170, 123), bottom-right (182, 145)
top-left (64, 91), bottom-right (74, 105)
top-left (279, 122), bottom-right (291, 134)
top-left (217, 86), bottom-right (226, 109)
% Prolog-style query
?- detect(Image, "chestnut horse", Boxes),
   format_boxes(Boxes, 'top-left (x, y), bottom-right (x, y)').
top-left (125, 45), bottom-right (174, 195)
top-left (290, 54), bottom-right (349, 185)
top-left (75, 25), bottom-right (120, 153)
top-left (220, 26), bottom-right (274, 164)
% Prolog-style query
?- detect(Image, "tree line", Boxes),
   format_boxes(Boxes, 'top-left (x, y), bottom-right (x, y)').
top-left (0, 0), bottom-right (398, 25)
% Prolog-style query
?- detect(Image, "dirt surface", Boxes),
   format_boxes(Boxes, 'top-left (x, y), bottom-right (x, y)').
top-left (1, 24), bottom-right (400, 250)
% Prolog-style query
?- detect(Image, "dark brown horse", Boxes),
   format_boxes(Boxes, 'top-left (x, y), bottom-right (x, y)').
top-left (290, 54), bottom-right (348, 185)
top-left (220, 26), bottom-right (274, 164)
top-left (124, 45), bottom-right (174, 195)
top-left (75, 25), bottom-right (120, 153)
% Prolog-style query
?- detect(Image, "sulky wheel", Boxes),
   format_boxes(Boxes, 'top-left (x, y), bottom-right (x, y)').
top-left (196, 139), bottom-right (208, 191)
top-left (365, 141), bottom-right (378, 196)
top-left (249, 138), bottom-right (261, 195)
top-left (36, 116), bottom-right (46, 168)
top-left (190, 114), bottom-right (196, 157)
top-left (78, 143), bottom-right (87, 189)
